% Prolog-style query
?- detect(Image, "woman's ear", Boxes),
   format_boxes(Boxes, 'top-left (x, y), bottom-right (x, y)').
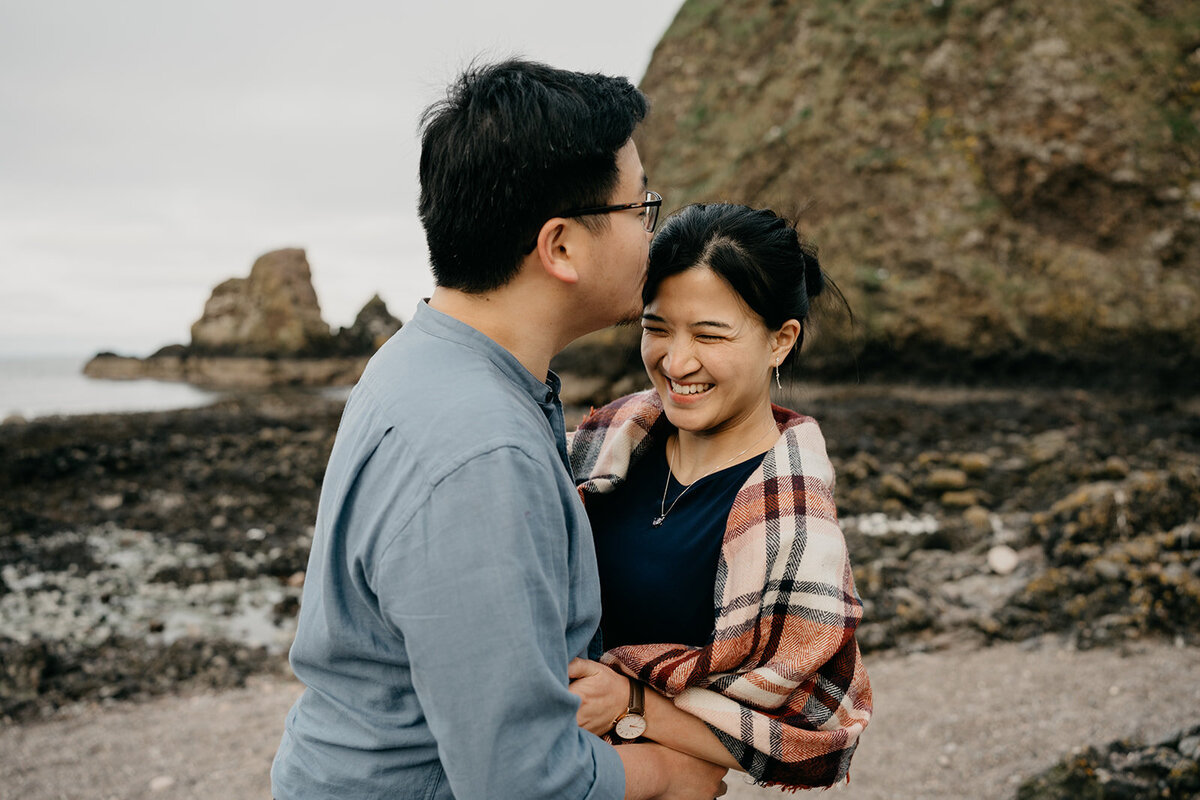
top-left (534, 218), bottom-right (579, 285)
top-left (771, 319), bottom-right (801, 363)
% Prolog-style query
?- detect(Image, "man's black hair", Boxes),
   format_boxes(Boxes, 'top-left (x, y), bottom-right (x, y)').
top-left (419, 59), bottom-right (648, 293)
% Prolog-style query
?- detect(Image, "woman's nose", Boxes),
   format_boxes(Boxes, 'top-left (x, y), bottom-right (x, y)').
top-left (663, 340), bottom-right (699, 378)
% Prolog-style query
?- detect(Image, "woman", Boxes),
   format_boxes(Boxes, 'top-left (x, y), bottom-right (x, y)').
top-left (567, 204), bottom-right (872, 791)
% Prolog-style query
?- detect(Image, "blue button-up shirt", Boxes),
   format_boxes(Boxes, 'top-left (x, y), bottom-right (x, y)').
top-left (272, 302), bottom-right (624, 800)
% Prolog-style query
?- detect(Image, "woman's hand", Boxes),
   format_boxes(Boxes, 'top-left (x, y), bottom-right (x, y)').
top-left (567, 658), bottom-right (633, 736)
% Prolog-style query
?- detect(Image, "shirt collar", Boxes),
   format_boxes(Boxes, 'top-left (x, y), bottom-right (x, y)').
top-left (410, 300), bottom-right (559, 405)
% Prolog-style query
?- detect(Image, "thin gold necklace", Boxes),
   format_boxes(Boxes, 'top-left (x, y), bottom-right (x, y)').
top-left (652, 423), bottom-right (777, 528)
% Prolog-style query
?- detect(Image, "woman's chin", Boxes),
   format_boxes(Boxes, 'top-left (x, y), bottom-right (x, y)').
top-left (660, 403), bottom-right (715, 435)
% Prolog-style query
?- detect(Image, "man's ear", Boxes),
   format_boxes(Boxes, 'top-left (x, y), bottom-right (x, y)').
top-left (535, 218), bottom-right (580, 285)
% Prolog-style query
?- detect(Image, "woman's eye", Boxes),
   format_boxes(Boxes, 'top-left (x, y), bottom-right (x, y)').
top-left (642, 326), bottom-right (667, 336)
top-left (696, 334), bottom-right (724, 342)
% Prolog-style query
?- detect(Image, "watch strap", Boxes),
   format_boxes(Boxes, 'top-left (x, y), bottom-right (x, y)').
top-left (627, 677), bottom-right (645, 715)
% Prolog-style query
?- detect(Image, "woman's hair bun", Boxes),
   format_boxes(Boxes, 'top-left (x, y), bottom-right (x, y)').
top-left (800, 246), bottom-right (824, 301)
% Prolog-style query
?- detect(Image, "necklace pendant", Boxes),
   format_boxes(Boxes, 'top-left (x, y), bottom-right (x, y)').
top-left (651, 515), bottom-right (665, 528)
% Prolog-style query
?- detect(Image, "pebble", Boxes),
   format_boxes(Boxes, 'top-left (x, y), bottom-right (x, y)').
top-left (941, 490), bottom-right (979, 508)
top-left (149, 775), bottom-right (175, 791)
top-left (1029, 429), bottom-right (1070, 463)
top-left (963, 505), bottom-right (992, 533)
top-left (1101, 456), bottom-right (1131, 478)
top-left (987, 545), bottom-right (1020, 575)
top-left (94, 494), bottom-right (124, 511)
top-left (927, 468), bottom-right (969, 491)
top-left (880, 473), bottom-right (914, 500)
top-left (1179, 735), bottom-right (1200, 761)
top-left (916, 451), bottom-right (942, 467)
top-left (956, 452), bottom-right (993, 476)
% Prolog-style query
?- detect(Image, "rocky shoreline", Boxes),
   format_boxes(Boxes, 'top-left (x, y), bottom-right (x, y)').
top-left (82, 352), bottom-right (371, 389)
top-left (2, 384), bottom-right (1197, 746)
top-left (0, 391), bottom-right (340, 722)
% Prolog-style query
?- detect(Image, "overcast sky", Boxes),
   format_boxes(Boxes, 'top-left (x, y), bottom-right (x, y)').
top-left (0, 0), bottom-right (683, 357)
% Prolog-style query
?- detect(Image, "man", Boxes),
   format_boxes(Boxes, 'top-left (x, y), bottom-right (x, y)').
top-left (271, 60), bottom-right (728, 800)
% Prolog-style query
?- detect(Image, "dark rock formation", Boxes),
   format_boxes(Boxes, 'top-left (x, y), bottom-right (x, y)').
top-left (190, 248), bottom-right (332, 357)
top-left (1016, 724), bottom-right (1200, 799)
top-left (332, 294), bottom-right (402, 355)
top-left (0, 635), bottom-right (281, 723)
top-left (616, 0), bottom-right (1200, 388)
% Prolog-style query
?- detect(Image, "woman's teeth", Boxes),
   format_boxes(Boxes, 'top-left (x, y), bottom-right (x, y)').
top-left (670, 380), bottom-right (713, 395)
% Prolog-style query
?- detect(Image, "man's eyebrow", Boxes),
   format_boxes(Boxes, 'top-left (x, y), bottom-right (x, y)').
top-left (641, 173), bottom-right (648, 190)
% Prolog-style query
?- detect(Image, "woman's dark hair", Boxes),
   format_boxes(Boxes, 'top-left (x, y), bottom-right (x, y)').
top-left (645, 203), bottom-right (837, 364)
top-left (419, 58), bottom-right (648, 293)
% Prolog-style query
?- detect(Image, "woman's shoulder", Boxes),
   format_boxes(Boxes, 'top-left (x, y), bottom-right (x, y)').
top-left (770, 404), bottom-right (835, 479)
top-left (772, 403), bottom-right (826, 440)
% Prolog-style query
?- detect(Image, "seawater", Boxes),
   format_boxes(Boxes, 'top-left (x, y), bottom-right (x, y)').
top-left (0, 355), bottom-right (221, 419)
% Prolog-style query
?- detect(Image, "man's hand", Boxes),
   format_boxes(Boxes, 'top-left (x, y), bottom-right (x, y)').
top-left (567, 658), bottom-right (629, 735)
top-left (620, 742), bottom-right (728, 800)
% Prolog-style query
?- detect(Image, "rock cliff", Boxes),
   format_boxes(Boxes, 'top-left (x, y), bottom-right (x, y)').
top-left (625, 0), bottom-right (1200, 387)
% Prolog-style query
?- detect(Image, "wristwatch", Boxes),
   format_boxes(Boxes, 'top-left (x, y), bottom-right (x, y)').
top-left (612, 677), bottom-right (647, 740)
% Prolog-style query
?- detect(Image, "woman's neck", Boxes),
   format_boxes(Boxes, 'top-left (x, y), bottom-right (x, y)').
top-left (669, 407), bottom-right (780, 485)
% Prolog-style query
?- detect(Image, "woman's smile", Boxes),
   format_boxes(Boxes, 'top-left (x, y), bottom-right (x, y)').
top-left (667, 379), bottom-right (714, 398)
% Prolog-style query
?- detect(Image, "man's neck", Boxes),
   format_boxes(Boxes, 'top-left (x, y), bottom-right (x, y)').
top-left (428, 286), bottom-right (564, 381)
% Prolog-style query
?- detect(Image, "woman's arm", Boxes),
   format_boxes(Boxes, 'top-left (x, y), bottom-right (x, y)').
top-left (568, 658), bottom-right (742, 771)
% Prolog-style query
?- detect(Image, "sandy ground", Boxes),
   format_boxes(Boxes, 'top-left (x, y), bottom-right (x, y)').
top-left (1, 637), bottom-right (1197, 800)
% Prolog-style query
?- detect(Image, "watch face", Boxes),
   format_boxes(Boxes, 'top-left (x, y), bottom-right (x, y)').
top-left (615, 713), bottom-right (647, 740)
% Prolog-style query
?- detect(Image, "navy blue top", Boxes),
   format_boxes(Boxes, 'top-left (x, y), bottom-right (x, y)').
top-left (587, 438), bottom-right (767, 649)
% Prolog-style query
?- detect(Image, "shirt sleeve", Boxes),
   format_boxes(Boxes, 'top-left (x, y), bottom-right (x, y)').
top-left (373, 443), bottom-right (624, 800)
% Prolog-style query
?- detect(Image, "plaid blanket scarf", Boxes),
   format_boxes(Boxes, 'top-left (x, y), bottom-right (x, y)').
top-left (570, 390), bottom-right (872, 790)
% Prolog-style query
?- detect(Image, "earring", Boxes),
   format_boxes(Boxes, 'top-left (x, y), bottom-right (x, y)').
top-left (774, 358), bottom-right (782, 389)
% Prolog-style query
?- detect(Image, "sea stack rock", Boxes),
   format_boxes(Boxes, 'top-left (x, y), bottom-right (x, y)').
top-left (189, 248), bottom-right (333, 356)
top-left (335, 294), bottom-right (402, 354)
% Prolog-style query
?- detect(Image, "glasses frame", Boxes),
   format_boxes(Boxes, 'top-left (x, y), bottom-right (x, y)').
top-left (560, 190), bottom-right (662, 234)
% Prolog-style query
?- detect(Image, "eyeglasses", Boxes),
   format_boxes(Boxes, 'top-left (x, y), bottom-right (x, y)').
top-left (561, 190), bottom-right (662, 234)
